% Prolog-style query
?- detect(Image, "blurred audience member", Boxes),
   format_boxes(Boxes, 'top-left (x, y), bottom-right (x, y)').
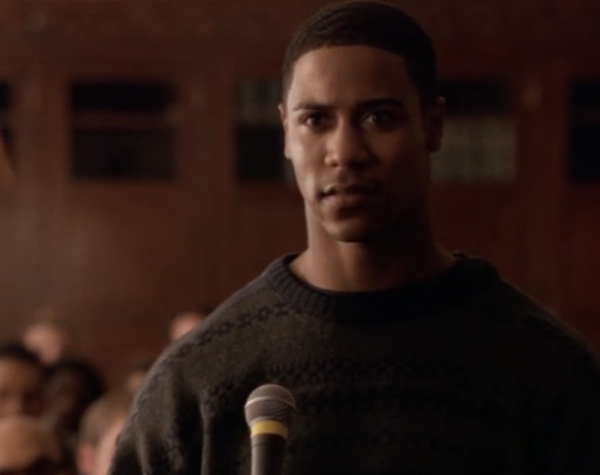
top-left (121, 356), bottom-right (155, 395)
top-left (77, 389), bottom-right (133, 475)
top-left (0, 415), bottom-right (70, 475)
top-left (43, 358), bottom-right (105, 455)
top-left (168, 308), bottom-right (210, 342)
top-left (23, 318), bottom-right (71, 367)
top-left (0, 342), bottom-right (44, 419)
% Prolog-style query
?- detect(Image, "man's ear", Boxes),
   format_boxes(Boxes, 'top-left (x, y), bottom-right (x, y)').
top-left (425, 96), bottom-right (445, 153)
top-left (279, 103), bottom-right (291, 160)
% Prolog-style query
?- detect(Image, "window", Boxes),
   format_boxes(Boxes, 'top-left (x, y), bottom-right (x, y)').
top-left (236, 79), bottom-right (295, 186)
top-left (70, 81), bottom-right (177, 180)
top-left (432, 79), bottom-right (515, 183)
top-left (569, 80), bottom-right (600, 182)
top-left (0, 83), bottom-right (14, 189)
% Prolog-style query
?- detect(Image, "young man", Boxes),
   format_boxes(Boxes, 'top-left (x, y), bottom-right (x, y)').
top-left (111, 2), bottom-right (600, 474)
top-left (22, 319), bottom-right (71, 367)
top-left (0, 415), bottom-right (69, 475)
top-left (168, 309), bottom-right (210, 343)
top-left (77, 389), bottom-right (133, 475)
top-left (43, 358), bottom-right (106, 458)
top-left (0, 343), bottom-right (44, 419)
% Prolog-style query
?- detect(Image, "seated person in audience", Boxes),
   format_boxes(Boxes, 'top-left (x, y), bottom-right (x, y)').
top-left (0, 342), bottom-right (44, 419)
top-left (168, 308), bottom-right (210, 342)
top-left (0, 414), bottom-right (70, 475)
top-left (43, 358), bottom-right (105, 456)
top-left (121, 356), bottom-right (155, 395)
top-left (77, 389), bottom-right (133, 475)
top-left (22, 317), bottom-right (72, 367)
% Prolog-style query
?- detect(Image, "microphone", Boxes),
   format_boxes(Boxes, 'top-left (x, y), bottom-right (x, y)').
top-left (244, 383), bottom-right (297, 475)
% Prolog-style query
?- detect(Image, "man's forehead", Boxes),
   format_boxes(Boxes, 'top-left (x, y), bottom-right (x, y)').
top-left (286, 45), bottom-right (413, 105)
top-left (0, 358), bottom-right (40, 376)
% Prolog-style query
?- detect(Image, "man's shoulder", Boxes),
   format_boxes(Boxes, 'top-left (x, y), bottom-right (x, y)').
top-left (480, 276), bottom-right (596, 366)
top-left (150, 257), bottom-right (294, 373)
top-left (204, 258), bottom-right (291, 332)
top-left (451, 255), bottom-right (588, 356)
top-left (128, 263), bottom-right (288, 412)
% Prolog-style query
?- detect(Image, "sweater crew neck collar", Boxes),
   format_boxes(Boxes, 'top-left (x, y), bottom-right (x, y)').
top-left (264, 253), bottom-right (497, 324)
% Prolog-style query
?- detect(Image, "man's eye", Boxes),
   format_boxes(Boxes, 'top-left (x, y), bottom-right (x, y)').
top-left (364, 110), bottom-right (397, 126)
top-left (302, 113), bottom-right (328, 128)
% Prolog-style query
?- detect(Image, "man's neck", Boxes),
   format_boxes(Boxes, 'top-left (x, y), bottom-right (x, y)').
top-left (290, 222), bottom-right (455, 292)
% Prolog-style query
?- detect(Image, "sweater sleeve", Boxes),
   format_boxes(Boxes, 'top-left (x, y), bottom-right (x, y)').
top-left (109, 352), bottom-right (202, 475)
top-left (548, 351), bottom-right (600, 474)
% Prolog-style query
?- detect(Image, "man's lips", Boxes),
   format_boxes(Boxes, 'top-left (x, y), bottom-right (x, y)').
top-left (321, 182), bottom-right (380, 198)
top-left (319, 182), bottom-right (381, 209)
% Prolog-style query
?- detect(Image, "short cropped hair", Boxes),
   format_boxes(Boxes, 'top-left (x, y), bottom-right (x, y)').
top-left (0, 341), bottom-right (42, 368)
top-left (78, 389), bottom-right (133, 446)
top-left (282, 0), bottom-right (438, 104)
top-left (45, 358), bottom-right (105, 405)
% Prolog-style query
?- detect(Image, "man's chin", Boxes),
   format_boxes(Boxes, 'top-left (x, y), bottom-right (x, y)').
top-left (323, 221), bottom-right (379, 243)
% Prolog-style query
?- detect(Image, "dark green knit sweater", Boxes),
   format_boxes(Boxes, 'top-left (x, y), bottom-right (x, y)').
top-left (111, 254), bottom-right (600, 475)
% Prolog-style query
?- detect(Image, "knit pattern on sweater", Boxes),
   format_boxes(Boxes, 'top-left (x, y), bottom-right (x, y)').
top-left (111, 255), bottom-right (600, 475)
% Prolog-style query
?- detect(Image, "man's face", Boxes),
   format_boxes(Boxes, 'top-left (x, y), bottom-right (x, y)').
top-left (93, 416), bottom-right (126, 475)
top-left (23, 323), bottom-right (68, 366)
top-left (77, 414), bottom-right (127, 475)
top-left (0, 417), bottom-right (64, 475)
top-left (0, 360), bottom-right (43, 419)
top-left (280, 45), bottom-right (443, 243)
top-left (169, 313), bottom-right (205, 342)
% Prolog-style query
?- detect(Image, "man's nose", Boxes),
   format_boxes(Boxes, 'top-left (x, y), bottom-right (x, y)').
top-left (324, 121), bottom-right (371, 168)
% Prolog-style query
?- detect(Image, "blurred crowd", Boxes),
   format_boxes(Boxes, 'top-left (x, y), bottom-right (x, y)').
top-left (0, 308), bottom-right (209, 475)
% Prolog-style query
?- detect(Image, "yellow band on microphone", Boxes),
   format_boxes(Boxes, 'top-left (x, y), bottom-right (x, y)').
top-left (250, 420), bottom-right (289, 439)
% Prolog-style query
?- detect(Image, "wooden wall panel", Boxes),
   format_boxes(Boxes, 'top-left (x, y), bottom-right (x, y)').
top-left (229, 187), bottom-right (305, 292)
top-left (563, 188), bottom-right (600, 350)
top-left (56, 186), bottom-right (192, 385)
top-left (512, 61), bottom-right (569, 313)
top-left (564, 190), bottom-right (600, 312)
top-left (0, 189), bottom-right (19, 335)
top-left (60, 186), bottom-right (190, 316)
top-left (431, 186), bottom-right (521, 283)
top-left (10, 66), bottom-right (69, 322)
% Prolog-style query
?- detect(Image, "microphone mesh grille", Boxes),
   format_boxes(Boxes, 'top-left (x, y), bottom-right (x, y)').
top-left (244, 383), bottom-right (297, 427)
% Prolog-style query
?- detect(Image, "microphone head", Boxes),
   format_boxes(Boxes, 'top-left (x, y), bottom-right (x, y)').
top-left (244, 383), bottom-right (297, 428)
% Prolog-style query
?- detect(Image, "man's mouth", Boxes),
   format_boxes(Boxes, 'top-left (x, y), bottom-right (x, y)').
top-left (321, 182), bottom-right (380, 198)
top-left (319, 182), bottom-right (381, 209)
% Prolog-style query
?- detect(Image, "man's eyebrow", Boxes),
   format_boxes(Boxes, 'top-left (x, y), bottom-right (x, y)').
top-left (292, 102), bottom-right (332, 112)
top-left (291, 98), bottom-right (406, 112)
top-left (357, 98), bottom-right (406, 109)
